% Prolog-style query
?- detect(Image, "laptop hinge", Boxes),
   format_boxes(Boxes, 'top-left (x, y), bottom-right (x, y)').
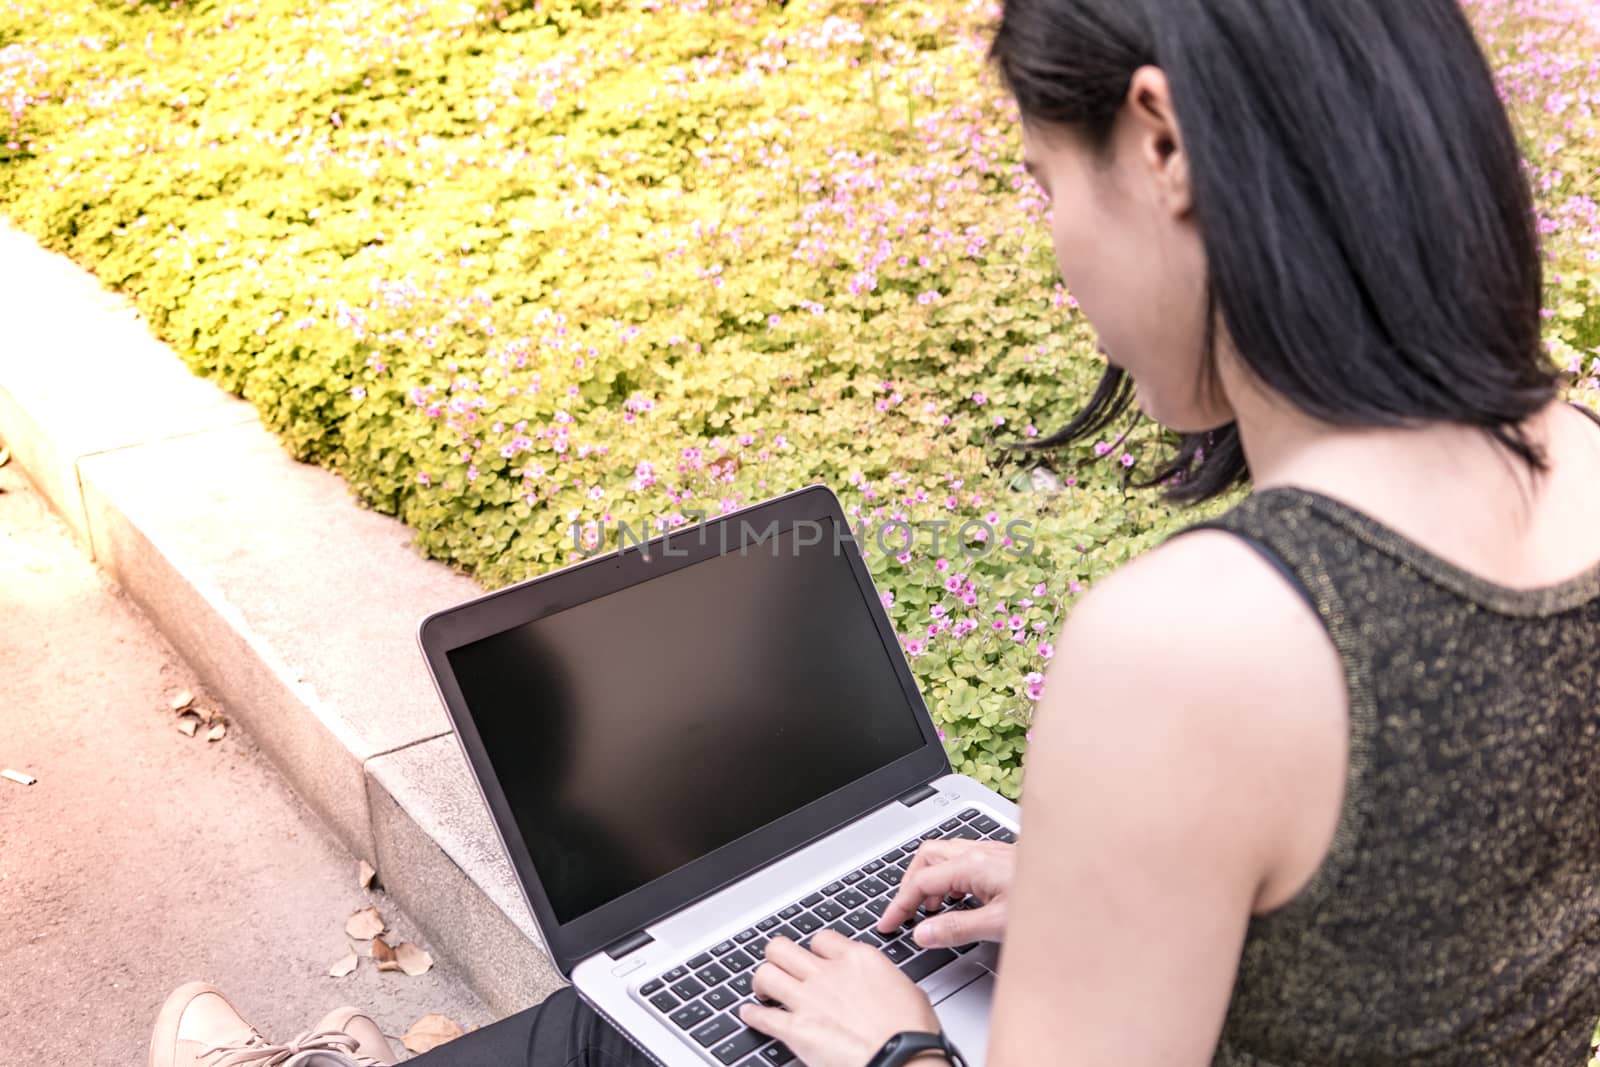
top-left (603, 929), bottom-right (655, 960)
top-left (895, 782), bottom-right (939, 807)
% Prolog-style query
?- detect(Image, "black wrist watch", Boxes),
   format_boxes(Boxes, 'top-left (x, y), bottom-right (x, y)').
top-left (864, 1030), bottom-right (969, 1067)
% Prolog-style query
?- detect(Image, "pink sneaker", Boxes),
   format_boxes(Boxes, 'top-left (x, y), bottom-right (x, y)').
top-left (148, 981), bottom-right (369, 1067)
top-left (311, 1007), bottom-right (398, 1066)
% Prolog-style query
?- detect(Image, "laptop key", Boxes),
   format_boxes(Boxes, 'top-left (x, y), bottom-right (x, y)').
top-left (691, 1015), bottom-right (741, 1048)
top-left (771, 924), bottom-right (802, 943)
top-left (920, 828), bottom-right (941, 841)
top-left (790, 913), bottom-right (823, 935)
top-left (844, 909), bottom-right (875, 931)
top-left (663, 966), bottom-right (688, 983)
top-left (862, 859), bottom-right (885, 874)
top-left (900, 839), bottom-right (922, 853)
top-left (704, 987), bottom-right (739, 1012)
top-left (901, 948), bottom-right (957, 983)
top-left (820, 881), bottom-right (844, 896)
top-left (865, 898), bottom-right (888, 917)
top-left (756, 916), bottom-right (781, 931)
top-left (670, 1001), bottom-right (713, 1030)
top-left (671, 978), bottom-right (706, 1001)
top-left (992, 828), bottom-right (1017, 843)
top-left (835, 888), bottom-right (867, 910)
top-left (649, 991), bottom-right (679, 1013)
top-left (778, 904), bottom-right (803, 921)
top-left (880, 866), bottom-right (903, 886)
top-left (842, 870), bottom-right (865, 885)
top-left (973, 815), bottom-right (1001, 834)
top-left (826, 920), bottom-right (854, 938)
top-left (881, 939), bottom-right (915, 964)
top-left (723, 949), bottom-right (756, 973)
top-left (761, 1042), bottom-right (797, 1064)
top-left (730, 972), bottom-right (754, 997)
top-left (712, 1027), bottom-right (769, 1065)
top-left (814, 900), bottom-right (845, 922)
top-left (880, 849), bottom-right (903, 864)
top-left (958, 808), bottom-right (982, 822)
top-left (641, 978), bottom-right (664, 996)
top-left (711, 941), bottom-right (737, 956)
top-left (735, 929), bottom-right (759, 944)
top-left (695, 963), bottom-right (731, 988)
top-left (939, 817), bottom-right (962, 832)
top-left (858, 877), bottom-right (889, 898)
top-left (853, 929), bottom-right (885, 947)
top-left (800, 893), bottom-right (824, 907)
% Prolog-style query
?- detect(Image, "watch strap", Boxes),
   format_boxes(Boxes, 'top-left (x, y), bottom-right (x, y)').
top-left (864, 1029), bottom-right (968, 1067)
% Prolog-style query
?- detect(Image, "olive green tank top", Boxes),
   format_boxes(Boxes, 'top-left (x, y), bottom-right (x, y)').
top-left (1175, 409), bottom-right (1600, 1066)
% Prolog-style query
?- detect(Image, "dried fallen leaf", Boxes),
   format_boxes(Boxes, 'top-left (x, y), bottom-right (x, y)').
top-left (170, 690), bottom-right (195, 713)
top-left (358, 860), bottom-right (376, 891)
top-left (192, 706), bottom-right (217, 725)
top-left (402, 1014), bottom-right (463, 1054)
top-left (395, 942), bottom-right (434, 977)
top-left (328, 952), bottom-right (358, 978)
top-left (206, 722), bottom-right (227, 742)
top-left (176, 719), bottom-right (199, 738)
top-left (371, 936), bottom-right (401, 972)
top-left (345, 906), bottom-right (384, 940)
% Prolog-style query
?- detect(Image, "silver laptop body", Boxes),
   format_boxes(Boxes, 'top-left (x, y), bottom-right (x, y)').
top-left (419, 484), bottom-right (1020, 1067)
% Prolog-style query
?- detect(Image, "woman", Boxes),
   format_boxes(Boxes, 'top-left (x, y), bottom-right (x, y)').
top-left (150, 0), bottom-right (1600, 1064)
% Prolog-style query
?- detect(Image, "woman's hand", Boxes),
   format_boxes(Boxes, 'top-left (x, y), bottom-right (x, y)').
top-left (738, 931), bottom-right (943, 1067)
top-left (877, 839), bottom-right (1017, 949)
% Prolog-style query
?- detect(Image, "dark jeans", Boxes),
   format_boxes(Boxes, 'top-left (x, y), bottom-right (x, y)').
top-left (408, 986), bottom-right (654, 1067)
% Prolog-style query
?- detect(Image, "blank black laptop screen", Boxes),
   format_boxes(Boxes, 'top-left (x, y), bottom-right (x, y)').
top-left (446, 518), bottom-right (926, 924)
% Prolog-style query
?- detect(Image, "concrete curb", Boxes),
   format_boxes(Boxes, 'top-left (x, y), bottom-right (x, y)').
top-left (0, 218), bottom-right (563, 1017)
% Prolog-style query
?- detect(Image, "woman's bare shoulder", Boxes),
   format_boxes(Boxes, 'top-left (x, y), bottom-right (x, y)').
top-left (1034, 527), bottom-right (1349, 909)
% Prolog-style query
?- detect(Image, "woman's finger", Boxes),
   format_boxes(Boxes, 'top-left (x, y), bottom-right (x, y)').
top-left (880, 859), bottom-right (965, 932)
top-left (911, 902), bottom-right (1000, 949)
top-left (750, 957), bottom-right (808, 1007)
top-left (737, 1001), bottom-right (796, 1043)
top-left (807, 928), bottom-right (855, 959)
top-left (761, 935), bottom-right (821, 980)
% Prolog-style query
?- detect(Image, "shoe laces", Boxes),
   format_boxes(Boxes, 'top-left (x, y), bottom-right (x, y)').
top-left (198, 1028), bottom-right (380, 1067)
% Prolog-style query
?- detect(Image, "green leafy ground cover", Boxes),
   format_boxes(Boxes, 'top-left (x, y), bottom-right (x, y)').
top-left (1, 0), bottom-right (1596, 800)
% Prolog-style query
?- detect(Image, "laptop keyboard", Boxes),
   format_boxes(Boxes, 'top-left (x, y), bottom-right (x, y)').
top-left (634, 806), bottom-right (1017, 1066)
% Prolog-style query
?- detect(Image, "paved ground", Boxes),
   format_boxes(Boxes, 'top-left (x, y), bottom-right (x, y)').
top-left (0, 457), bottom-right (493, 1063)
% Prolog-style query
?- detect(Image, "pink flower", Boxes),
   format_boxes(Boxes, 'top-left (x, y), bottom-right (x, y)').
top-left (1032, 583), bottom-right (1047, 596)
top-left (972, 392), bottom-right (988, 405)
top-left (881, 591), bottom-right (895, 610)
top-left (1121, 453), bottom-right (1136, 468)
top-left (1037, 642), bottom-right (1055, 660)
top-left (905, 638), bottom-right (927, 657)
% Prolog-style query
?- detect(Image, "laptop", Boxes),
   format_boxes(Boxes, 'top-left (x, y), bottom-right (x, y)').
top-left (417, 483), bottom-right (1021, 1067)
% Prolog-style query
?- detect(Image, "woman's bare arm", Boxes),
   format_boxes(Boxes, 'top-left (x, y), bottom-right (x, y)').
top-left (985, 531), bottom-right (1348, 1067)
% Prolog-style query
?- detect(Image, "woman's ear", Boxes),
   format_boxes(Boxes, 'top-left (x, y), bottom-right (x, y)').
top-left (1125, 65), bottom-right (1194, 218)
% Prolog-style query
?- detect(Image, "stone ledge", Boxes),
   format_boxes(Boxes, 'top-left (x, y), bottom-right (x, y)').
top-left (0, 217), bottom-right (559, 1015)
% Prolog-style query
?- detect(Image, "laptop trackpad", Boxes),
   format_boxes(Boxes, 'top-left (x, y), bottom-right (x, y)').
top-left (932, 972), bottom-right (993, 1067)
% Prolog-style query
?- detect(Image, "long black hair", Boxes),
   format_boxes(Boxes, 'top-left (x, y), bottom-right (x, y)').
top-left (991, 0), bottom-right (1559, 502)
